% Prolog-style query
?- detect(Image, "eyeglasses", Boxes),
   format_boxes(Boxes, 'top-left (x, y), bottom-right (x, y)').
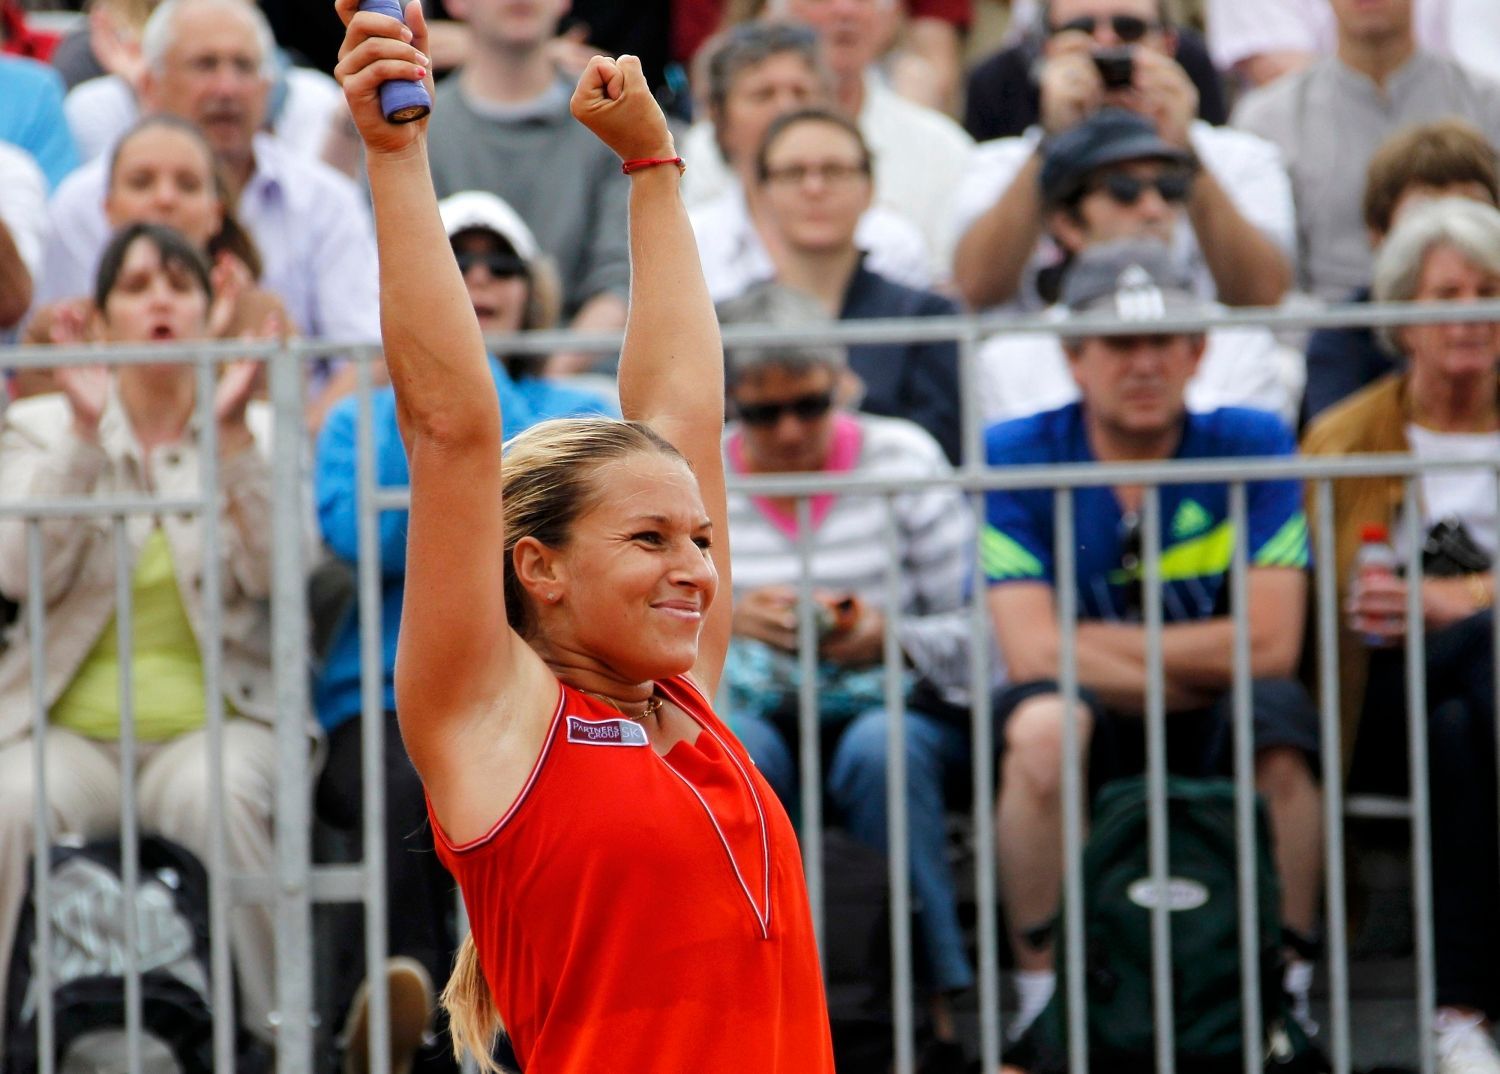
top-left (1084, 169), bottom-right (1194, 206)
top-left (761, 161), bottom-right (870, 188)
top-left (454, 251), bottom-right (528, 279)
top-left (1050, 14), bottom-right (1161, 41)
top-left (734, 391), bottom-right (835, 426)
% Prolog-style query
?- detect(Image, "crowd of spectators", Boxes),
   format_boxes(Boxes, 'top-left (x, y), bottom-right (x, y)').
top-left (2, 0), bottom-right (1500, 1071)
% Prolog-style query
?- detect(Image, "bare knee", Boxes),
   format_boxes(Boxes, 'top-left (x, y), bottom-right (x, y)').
top-left (1254, 747), bottom-right (1315, 804)
top-left (1002, 696), bottom-right (1093, 802)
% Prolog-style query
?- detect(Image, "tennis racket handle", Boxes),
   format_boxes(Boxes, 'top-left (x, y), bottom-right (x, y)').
top-left (358, 0), bottom-right (431, 123)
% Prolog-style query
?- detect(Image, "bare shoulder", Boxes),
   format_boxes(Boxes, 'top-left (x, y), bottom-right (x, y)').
top-left (410, 639), bottom-right (564, 848)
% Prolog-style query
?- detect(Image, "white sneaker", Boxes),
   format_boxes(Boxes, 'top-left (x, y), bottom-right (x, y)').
top-left (1435, 1008), bottom-right (1500, 1074)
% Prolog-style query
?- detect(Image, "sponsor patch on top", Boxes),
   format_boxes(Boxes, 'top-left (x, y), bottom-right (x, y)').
top-left (566, 716), bottom-right (649, 747)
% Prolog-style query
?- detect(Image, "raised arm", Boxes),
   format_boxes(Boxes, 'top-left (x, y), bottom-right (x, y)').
top-left (568, 57), bottom-right (733, 692)
top-left (333, 0), bottom-right (538, 770)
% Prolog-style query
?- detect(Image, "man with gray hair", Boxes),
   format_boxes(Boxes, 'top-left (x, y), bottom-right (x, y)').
top-left (38, 0), bottom-right (380, 350)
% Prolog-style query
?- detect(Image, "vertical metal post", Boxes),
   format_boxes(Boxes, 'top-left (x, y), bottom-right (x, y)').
top-left (1227, 483), bottom-right (1263, 1074)
top-left (111, 516), bottom-right (143, 1074)
top-left (27, 521), bottom-right (56, 1074)
top-left (794, 495), bottom-right (825, 954)
top-left (270, 340), bottom-right (314, 1074)
top-left (1314, 481), bottom-right (1352, 1074)
top-left (1141, 485), bottom-right (1176, 1074)
top-left (195, 349), bottom-right (236, 1074)
top-left (355, 357), bottom-right (393, 1074)
top-left (883, 499), bottom-right (915, 1074)
top-left (969, 492), bottom-right (1002, 1074)
top-left (1401, 481), bottom-right (1436, 1074)
top-left (1053, 489), bottom-right (1089, 1074)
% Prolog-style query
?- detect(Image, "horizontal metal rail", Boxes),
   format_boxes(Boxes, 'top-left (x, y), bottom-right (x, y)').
top-left (4, 297), bottom-right (1500, 368)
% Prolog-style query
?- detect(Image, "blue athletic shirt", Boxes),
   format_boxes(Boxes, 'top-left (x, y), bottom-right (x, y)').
top-left (982, 404), bottom-right (1309, 623)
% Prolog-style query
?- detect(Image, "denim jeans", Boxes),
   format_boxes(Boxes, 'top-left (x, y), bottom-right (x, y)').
top-left (734, 706), bottom-right (974, 994)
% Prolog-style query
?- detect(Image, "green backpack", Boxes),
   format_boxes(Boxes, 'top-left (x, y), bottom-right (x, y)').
top-left (1012, 776), bottom-right (1323, 1074)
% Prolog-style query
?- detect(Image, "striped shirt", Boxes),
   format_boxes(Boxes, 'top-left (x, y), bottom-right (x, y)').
top-left (724, 413), bottom-right (977, 702)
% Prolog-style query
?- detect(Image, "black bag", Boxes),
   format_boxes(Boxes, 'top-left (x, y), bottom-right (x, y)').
top-left (4, 836), bottom-right (264, 1074)
top-left (1011, 777), bottom-right (1326, 1074)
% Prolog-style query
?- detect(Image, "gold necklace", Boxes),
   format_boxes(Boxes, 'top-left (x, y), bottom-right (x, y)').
top-left (580, 688), bottom-right (662, 722)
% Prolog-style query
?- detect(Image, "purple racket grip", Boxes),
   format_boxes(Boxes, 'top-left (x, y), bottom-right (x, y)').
top-left (358, 0), bottom-right (431, 123)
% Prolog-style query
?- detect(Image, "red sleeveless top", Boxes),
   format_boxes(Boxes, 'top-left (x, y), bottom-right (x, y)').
top-left (428, 675), bottom-right (835, 1073)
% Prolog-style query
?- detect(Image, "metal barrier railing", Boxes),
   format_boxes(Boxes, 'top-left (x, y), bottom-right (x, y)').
top-left (2, 298), bottom-right (1497, 1074)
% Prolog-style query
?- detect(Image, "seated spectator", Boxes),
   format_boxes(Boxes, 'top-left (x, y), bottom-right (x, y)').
top-left (0, 53), bottom-right (79, 190)
top-left (0, 142), bottom-right (45, 332)
top-left (717, 284), bottom-right (975, 1040)
top-left (1232, 0), bottom-right (1500, 301)
top-left (963, 0), bottom-right (1228, 142)
top-left (425, 0), bottom-right (629, 367)
top-left (20, 115), bottom-right (289, 397)
top-left (312, 189), bottom-right (614, 1074)
top-left (688, 21), bottom-right (937, 302)
top-left (0, 222), bottom-right (284, 1043)
top-left (983, 243), bottom-right (1322, 1042)
top-left (975, 117), bottom-right (1304, 425)
top-left (1302, 197), bottom-right (1500, 1062)
top-left (64, 0), bottom-right (347, 168)
top-left (41, 0), bottom-right (380, 353)
top-left (681, 0), bottom-right (975, 265)
top-left (1304, 118), bottom-right (1499, 423)
top-left (1206, 0), bottom-right (1500, 92)
top-left (952, 5), bottom-right (1292, 313)
top-left (748, 108), bottom-right (963, 464)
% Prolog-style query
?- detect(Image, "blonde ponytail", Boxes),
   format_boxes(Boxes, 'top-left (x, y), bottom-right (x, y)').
top-left (441, 935), bottom-right (509, 1074)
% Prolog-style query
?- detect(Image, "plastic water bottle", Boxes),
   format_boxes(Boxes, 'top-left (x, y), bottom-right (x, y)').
top-left (1353, 522), bottom-right (1399, 647)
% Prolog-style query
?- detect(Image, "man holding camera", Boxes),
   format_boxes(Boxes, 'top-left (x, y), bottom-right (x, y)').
top-left (951, 0), bottom-right (1294, 313)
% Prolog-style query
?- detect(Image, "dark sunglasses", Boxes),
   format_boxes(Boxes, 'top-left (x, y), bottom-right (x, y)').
top-left (1050, 14), bottom-right (1160, 41)
top-left (454, 251), bottom-right (528, 279)
top-left (735, 390), bottom-right (835, 427)
top-left (1085, 169), bottom-right (1194, 206)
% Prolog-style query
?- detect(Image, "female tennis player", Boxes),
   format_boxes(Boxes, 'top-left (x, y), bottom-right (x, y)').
top-left (333, 3), bottom-right (835, 1071)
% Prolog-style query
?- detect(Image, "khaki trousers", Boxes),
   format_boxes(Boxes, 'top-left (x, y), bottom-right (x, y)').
top-left (0, 719), bottom-right (278, 1049)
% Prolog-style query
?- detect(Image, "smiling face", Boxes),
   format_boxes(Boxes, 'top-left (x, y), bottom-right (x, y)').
top-left (538, 452), bottom-right (718, 682)
top-left (105, 125), bottom-right (224, 246)
top-left (731, 363), bottom-right (841, 474)
top-left (142, 1), bottom-right (268, 165)
top-left (1067, 332), bottom-right (1203, 442)
top-left (1400, 243), bottom-right (1500, 383)
top-left (757, 117), bottom-right (872, 255)
top-left (98, 235), bottom-right (211, 345)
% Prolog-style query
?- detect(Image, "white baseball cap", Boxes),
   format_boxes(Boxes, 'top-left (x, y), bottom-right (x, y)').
top-left (438, 190), bottom-right (541, 263)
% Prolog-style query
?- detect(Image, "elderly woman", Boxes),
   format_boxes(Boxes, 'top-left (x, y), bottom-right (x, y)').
top-left (1303, 197), bottom-right (1500, 1065)
top-left (720, 283), bottom-right (976, 1042)
top-left (0, 222), bottom-right (278, 1039)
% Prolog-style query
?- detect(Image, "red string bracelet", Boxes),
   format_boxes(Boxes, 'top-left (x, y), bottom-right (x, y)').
top-left (621, 156), bottom-right (686, 175)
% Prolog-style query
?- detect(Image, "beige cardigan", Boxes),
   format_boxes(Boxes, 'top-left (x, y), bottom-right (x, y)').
top-left (0, 391), bottom-right (280, 748)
